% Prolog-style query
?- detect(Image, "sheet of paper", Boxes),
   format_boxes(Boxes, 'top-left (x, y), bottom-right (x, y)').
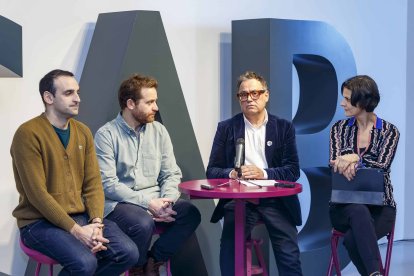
top-left (240, 180), bottom-right (277, 187)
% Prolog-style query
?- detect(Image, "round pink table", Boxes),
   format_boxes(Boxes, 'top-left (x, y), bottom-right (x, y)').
top-left (179, 179), bottom-right (302, 276)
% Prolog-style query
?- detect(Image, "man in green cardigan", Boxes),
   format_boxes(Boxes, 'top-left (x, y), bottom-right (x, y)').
top-left (11, 69), bottom-right (138, 275)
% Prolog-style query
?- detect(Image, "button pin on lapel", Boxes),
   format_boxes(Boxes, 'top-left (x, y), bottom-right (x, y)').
top-left (267, 141), bottom-right (272, 147)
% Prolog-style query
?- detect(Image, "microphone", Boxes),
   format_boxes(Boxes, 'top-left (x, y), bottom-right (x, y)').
top-left (234, 138), bottom-right (245, 178)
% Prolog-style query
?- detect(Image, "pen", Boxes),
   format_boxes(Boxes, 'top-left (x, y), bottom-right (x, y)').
top-left (244, 179), bottom-right (262, 188)
top-left (217, 179), bottom-right (237, 187)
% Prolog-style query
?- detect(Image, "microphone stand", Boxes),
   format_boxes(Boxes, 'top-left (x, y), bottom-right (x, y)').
top-left (236, 167), bottom-right (242, 185)
top-left (235, 168), bottom-right (262, 188)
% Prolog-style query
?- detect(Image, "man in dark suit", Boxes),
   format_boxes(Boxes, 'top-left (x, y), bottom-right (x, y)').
top-left (206, 71), bottom-right (303, 276)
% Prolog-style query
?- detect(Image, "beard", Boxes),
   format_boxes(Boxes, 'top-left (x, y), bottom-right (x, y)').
top-left (133, 112), bottom-right (156, 124)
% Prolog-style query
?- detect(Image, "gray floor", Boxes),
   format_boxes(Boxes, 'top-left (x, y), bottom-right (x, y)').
top-left (4, 240), bottom-right (413, 275)
top-left (340, 239), bottom-right (414, 275)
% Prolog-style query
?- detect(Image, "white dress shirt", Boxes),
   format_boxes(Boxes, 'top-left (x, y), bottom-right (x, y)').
top-left (243, 110), bottom-right (269, 179)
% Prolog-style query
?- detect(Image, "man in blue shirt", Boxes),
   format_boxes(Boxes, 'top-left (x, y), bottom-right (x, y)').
top-left (95, 74), bottom-right (201, 276)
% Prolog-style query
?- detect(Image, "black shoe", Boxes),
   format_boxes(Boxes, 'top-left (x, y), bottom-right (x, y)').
top-left (128, 266), bottom-right (145, 276)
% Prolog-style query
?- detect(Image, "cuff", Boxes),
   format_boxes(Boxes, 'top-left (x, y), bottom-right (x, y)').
top-left (261, 168), bottom-right (268, 179)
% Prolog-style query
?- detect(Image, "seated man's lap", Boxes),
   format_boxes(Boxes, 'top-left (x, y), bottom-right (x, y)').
top-left (108, 200), bottom-right (200, 230)
top-left (20, 213), bottom-right (138, 268)
top-left (99, 218), bottom-right (140, 259)
top-left (20, 216), bottom-right (97, 267)
top-left (107, 203), bottom-right (155, 235)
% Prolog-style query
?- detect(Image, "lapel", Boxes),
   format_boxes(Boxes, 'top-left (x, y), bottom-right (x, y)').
top-left (233, 114), bottom-right (245, 142)
top-left (265, 115), bottom-right (277, 166)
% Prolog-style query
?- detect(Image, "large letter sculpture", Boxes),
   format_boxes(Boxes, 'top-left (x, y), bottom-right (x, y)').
top-left (232, 19), bottom-right (357, 275)
top-left (0, 15), bottom-right (22, 77)
top-left (77, 11), bottom-right (214, 276)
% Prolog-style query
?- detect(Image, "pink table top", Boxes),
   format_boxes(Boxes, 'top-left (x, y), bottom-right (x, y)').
top-left (178, 178), bottom-right (302, 199)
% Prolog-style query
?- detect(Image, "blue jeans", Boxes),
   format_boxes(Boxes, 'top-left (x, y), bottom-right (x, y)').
top-left (220, 198), bottom-right (302, 276)
top-left (20, 213), bottom-right (139, 276)
top-left (106, 199), bottom-right (201, 266)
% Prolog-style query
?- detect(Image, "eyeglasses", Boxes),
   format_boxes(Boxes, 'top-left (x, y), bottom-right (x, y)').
top-left (236, 90), bottom-right (267, 102)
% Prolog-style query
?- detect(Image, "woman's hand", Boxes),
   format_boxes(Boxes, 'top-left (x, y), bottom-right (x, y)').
top-left (330, 154), bottom-right (359, 180)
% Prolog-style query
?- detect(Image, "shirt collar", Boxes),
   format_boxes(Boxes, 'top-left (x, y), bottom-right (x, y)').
top-left (348, 115), bottom-right (383, 130)
top-left (243, 109), bottom-right (269, 129)
top-left (116, 112), bottom-right (146, 135)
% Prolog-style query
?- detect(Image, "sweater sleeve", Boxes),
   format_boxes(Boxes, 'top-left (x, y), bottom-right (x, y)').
top-left (11, 126), bottom-right (76, 231)
top-left (80, 126), bottom-right (104, 221)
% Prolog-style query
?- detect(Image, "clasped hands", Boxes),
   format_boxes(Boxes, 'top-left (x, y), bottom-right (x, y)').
top-left (231, 165), bottom-right (263, 205)
top-left (70, 220), bottom-right (108, 253)
top-left (330, 153), bottom-right (360, 181)
top-left (148, 198), bottom-right (177, 223)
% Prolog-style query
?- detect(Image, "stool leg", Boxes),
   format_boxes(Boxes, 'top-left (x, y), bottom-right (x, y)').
top-left (327, 253), bottom-right (334, 276)
top-left (35, 263), bottom-right (41, 276)
top-left (327, 235), bottom-right (341, 276)
top-left (384, 230), bottom-right (394, 276)
top-left (253, 240), bottom-right (268, 276)
top-left (332, 235), bottom-right (341, 276)
top-left (49, 264), bottom-right (53, 276)
top-left (246, 240), bottom-right (253, 276)
top-left (166, 259), bottom-right (171, 276)
top-left (327, 238), bottom-right (335, 276)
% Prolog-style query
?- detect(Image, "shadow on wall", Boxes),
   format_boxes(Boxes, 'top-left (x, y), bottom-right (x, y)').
top-left (62, 22), bottom-right (96, 79)
top-left (220, 32), bottom-right (232, 121)
top-left (5, 225), bottom-right (25, 276)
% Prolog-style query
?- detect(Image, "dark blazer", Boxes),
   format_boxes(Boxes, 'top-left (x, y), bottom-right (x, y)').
top-left (206, 113), bottom-right (302, 226)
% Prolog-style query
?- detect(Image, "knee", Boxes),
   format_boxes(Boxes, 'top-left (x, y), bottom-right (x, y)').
top-left (188, 203), bottom-right (201, 226)
top-left (128, 216), bottom-right (155, 238)
top-left (177, 201), bottom-right (201, 226)
top-left (116, 239), bottom-right (140, 267)
top-left (66, 253), bottom-right (98, 275)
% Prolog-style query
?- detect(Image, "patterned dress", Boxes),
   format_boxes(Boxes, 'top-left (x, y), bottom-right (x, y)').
top-left (329, 116), bottom-right (399, 207)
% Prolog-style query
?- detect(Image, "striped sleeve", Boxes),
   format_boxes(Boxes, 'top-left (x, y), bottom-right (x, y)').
top-left (363, 121), bottom-right (399, 170)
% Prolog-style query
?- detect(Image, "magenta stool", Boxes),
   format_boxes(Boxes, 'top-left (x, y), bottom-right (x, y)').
top-left (125, 225), bottom-right (172, 276)
top-left (327, 225), bottom-right (395, 276)
top-left (246, 237), bottom-right (268, 276)
top-left (21, 238), bottom-right (132, 276)
top-left (19, 239), bottom-right (59, 276)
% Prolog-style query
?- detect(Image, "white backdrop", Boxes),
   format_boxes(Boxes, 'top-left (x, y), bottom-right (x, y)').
top-left (0, 1), bottom-right (409, 275)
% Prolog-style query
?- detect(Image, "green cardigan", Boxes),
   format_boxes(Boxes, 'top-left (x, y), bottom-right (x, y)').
top-left (11, 114), bottom-right (104, 231)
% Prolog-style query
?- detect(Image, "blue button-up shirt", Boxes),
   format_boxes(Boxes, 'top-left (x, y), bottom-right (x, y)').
top-left (95, 113), bottom-right (182, 216)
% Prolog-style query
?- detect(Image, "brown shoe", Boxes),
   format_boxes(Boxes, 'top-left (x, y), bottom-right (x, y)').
top-left (128, 266), bottom-right (145, 276)
top-left (144, 256), bottom-right (164, 276)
